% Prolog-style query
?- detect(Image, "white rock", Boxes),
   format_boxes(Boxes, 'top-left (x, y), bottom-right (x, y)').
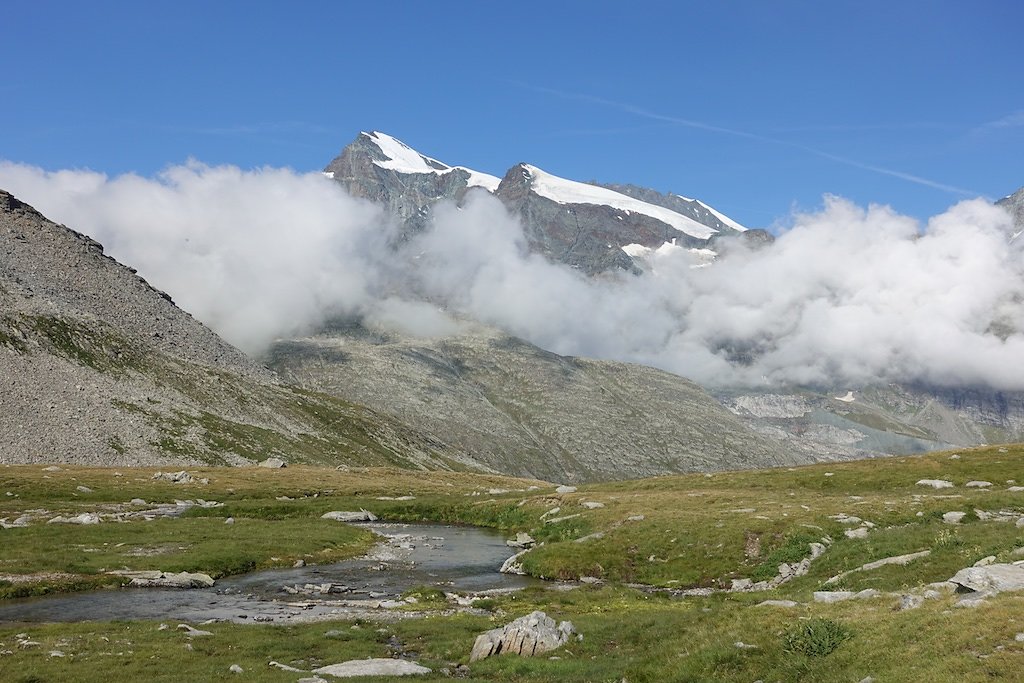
top-left (898, 594), bottom-right (924, 610)
top-left (75, 485), bottom-right (93, 493)
top-left (1015, 633), bottom-right (1024, 642)
top-left (814, 591), bottom-right (856, 603)
top-left (229, 664), bottom-right (244, 673)
top-left (47, 512), bottom-right (101, 525)
top-left (755, 599), bottom-right (800, 608)
top-left (580, 501), bottom-right (605, 509)
top-left (500, 550), bottom-right (529, 575)
top-left (974, 556), bottom-right (997, 567)
top-left (258, 457), bottom-right (287, 468)
top-left (965, 481), bottom-right (993, 488)
top-left (313, 659), bottom-right (431, 677)
top-left (949, 564), bottom-right (1024, 594)
top-left (943, 511), bottom-right (967, 525)
top-left (917, 479), bottom-right (954, 489)
top-left (555, 485), bottom-right (577, 494)
top-left (844, 527), bottom-right (869, 539)
top-left (115, 570), bottom-right (215, 589)
top-left (176, 624), bottom-right (213, 637)
top-left (321, 510), bottom-right (377, 523)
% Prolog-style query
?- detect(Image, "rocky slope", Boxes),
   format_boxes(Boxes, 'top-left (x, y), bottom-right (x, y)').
top-left (996, 185), bottom-right (1024, 230)
top-left (324, 131), bottom-right (746, 274)
top-left (266, 320), bottom-right (802, 483)
top-left (0, 190), bottom-right (474, 470)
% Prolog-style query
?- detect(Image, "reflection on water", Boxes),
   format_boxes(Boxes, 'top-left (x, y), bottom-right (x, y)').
top-left (0, 523), bottom-right (534, 624)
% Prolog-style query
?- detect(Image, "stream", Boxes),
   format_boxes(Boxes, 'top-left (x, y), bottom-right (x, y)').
top-left (0, 522), bottom-right (536, 625)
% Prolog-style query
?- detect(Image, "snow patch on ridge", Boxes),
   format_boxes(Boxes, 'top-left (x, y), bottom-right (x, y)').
top-left (696, 200), bottom-right (747, 232)
top-left (524, 165), bottom-right (717, 239)
top-left (365, 132), bottom-right (501, 191)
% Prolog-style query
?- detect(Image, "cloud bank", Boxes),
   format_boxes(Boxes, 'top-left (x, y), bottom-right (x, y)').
top-left (1, 161), bottom-right (1021, 390)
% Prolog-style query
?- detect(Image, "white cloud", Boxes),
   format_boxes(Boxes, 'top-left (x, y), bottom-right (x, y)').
top-left (1, 161), bottom-right (1021, 390)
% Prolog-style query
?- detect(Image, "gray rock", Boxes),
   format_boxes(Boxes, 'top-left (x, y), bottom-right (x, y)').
top-left (321, 510), bottom-right (377, 523)
top-left (313, 659), bottom-right (431, 677)
top-left (257, 457), bottom-right (287, 468)
top-left (228, 664), bottom-right (243, 673)
top-left (898, 594), bottom-right (924, 611)
top-left (114, 570), bottom-right (215, 589)
top-left (917, 479), bottom-right (955, 489)
top-left (500, 549), bottom-right (530, 575)
top-left (47, 512), bottom-right (102, 525)
top-left (470, 610), bottom-right (576, 661)
top-left (974, 556), bottom-right (997, 567)
top-left (755, 600), bottom-right (800, 608)
top-left (555, 485), bottom-right (577, 494)
top-left (506, 532), bottom-right (536, 549)
top-left (580, 501), bottom-right (605, 509)
top-left (813, 591), bottom-right (856, 603)
top-left (950, 564), bottom-right (1024, 594)
top-left (844, 527), bottom-right (869, 539)
top-left (176, 624), bottom-right (213, 637)
top-left (943, 511), bottom-right (966, 525)
top-left (965, 481), bottom-right (993, 488)
top-left (75, 485), bottom-right (93, 493)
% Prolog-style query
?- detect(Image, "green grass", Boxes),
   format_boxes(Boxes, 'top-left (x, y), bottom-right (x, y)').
top-left (1, 445), bottom-right (1023, 681)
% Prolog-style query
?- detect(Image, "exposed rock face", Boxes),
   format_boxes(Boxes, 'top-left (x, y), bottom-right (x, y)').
top-left (324, 132), bottom-right (745, 275)
top-left (268, 321), bottom-right (798, 482)
top-left (721, 382), bottom-right (1024, 462)
top-left (0, 189), bottom-right (473, 470)
top-left (996, 186), bottom-right (1024, 231)
top-left (470, 611), bottom-right (576, 662)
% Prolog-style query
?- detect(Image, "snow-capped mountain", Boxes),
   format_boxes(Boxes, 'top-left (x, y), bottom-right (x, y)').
top-left (324, 131), bottom-right (759, 274)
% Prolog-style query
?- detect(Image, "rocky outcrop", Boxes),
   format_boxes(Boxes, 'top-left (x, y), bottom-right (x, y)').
top-left (950, 563), bottom-right (1024, 595)
top-left (324, 132), bottom-right (745, 275)
top-left (268, 321), bottom-right (798, 482)
top-left (111, 570), bottom-right (215, 588)
top-left (470, 611), bottom-right (576, 661)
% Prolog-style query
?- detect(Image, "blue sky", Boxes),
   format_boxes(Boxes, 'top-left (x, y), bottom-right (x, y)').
top-left (2, 0), bottom-right (1021, 228)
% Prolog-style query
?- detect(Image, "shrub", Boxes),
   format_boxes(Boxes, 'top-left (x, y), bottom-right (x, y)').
top-left (782, 618), bottom-right (852, 657)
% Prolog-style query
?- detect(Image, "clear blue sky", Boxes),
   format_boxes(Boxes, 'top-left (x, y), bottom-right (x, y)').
top-left (2, 0), bottom-right (1021, 228)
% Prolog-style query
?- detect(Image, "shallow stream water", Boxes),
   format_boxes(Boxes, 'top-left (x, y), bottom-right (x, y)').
top-left (0, 522), bottom-right (534, 625)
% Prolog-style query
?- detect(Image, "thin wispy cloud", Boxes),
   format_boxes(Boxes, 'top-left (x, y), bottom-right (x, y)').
top-left (972, 110), bottom-right (1024, 134)
top-left (522, 83), bottom-right (978, 197)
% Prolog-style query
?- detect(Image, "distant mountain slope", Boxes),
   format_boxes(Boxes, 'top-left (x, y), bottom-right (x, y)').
top-left (0, 190), bottom-right (475, 470)
top-left (996, 185), bottom-right (1024, 231)
top-left (324, 131), bottom-right (747, 274)
top-left (266, 321), bottom-right (803, 483)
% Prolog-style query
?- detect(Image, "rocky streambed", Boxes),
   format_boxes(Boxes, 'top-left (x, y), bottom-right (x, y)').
top-left (0, 522), bottom-right (536, 625)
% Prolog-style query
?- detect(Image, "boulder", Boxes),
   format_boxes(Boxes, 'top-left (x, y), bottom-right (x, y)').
top-left (555, 485), bottom-right (577, 494)
top-left (114, 570), bottom-right (215, 588)
top-left (152, 471), bottom-right (194, 484)
top-left (470, 611), bottom-right (576, 662)
top-left (949, 564), bottom-right (1024, 595)
top-left (916, 479), bottom-right (954, 489)
top-left (755, 599), bottom-right (800, 608)
top-left (321, 510), bottom-right (377, 522)
top-left (965, 481), bottom-right (992, 488)
top-left (313, 659), bottom-right (431, 677)
top-left (506, 532), bottom-right (536, 549)
top-left (943, 511), bottom-right (966, 525)
top-left (258, 457), bottom-right (287, 468)
top-left (47, 512), bottom-right (101, 525)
